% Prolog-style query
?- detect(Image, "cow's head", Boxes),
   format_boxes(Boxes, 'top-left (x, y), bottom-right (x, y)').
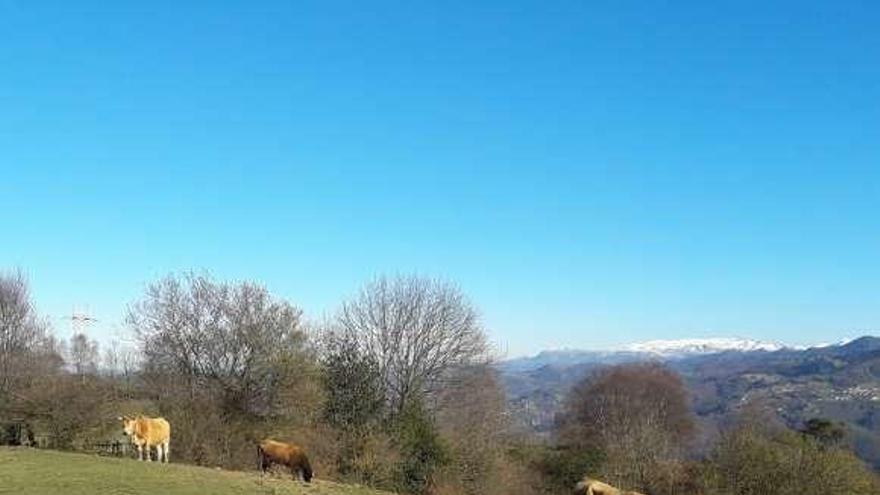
top-left (118, 416), bottom-right (137, 437)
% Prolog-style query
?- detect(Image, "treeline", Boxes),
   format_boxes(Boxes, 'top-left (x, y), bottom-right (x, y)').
top-left (0, 271), bottom-right (529, 494)
top-left (1, 269), bottom-right (878, 495)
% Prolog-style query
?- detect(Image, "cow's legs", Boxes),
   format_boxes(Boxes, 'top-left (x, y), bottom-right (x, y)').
top-left (163, 441), bottom-right (170, 463)
top-left (137, 444), bottom-right (144, 461)
top-left (258, 449), bottom-right (269, 474)
top-left (155, 444), bottom-right (164, 463)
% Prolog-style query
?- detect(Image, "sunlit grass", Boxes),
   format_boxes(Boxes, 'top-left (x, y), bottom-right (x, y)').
top-left (0, 448), bottom-right (392, 495)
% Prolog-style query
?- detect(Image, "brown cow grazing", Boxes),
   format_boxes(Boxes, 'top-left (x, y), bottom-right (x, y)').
top-left (118, 415), bottom-right (171, 463)
top-left (573, 477), bottom-right (646, 495)
top-left (258, 439), bottom-right (313, 482)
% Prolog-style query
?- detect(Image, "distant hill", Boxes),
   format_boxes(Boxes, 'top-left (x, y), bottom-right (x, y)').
top-left (0, 447), bottom-right (393, 495)
top-left (499, 335), bottom-right (880, 468)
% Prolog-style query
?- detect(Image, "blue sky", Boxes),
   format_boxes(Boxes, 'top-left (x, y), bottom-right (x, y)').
top-left (1, 1), bottom-right (878, 356)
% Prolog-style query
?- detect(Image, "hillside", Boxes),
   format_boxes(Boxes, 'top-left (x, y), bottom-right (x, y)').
top-left (0, 448), bottom-right (393, 495)
top-left (500, 336), bottom-right (880, 468)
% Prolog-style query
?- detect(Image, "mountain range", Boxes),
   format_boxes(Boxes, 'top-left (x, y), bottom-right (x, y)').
top-left (498, 335), bottom-right (880, 468)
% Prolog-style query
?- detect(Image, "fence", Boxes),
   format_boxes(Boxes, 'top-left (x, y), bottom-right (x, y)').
top-left (88, 440), bottom-right (130, 457)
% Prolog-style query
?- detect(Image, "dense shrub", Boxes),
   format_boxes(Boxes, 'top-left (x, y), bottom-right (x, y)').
top-left (703, 424), bottom-right (880, 495)
top-left (393, 398), bottom-right (448, 495)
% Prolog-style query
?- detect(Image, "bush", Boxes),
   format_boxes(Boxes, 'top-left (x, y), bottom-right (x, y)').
top-left (540, 446), bottom-right (604, 494)
top-left (506, 443), bottom-right (603, 495)
top-left (393, 398), bottom-right (448, 495)
top-left (704, 424), bottom-right (880, 495)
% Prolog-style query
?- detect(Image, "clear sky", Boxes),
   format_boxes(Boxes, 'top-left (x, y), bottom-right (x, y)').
top-left (1, 1), bottom-right (878, 357)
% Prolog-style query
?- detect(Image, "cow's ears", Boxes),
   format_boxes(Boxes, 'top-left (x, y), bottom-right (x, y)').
top-left (117, 416), bottom-right (126, 421)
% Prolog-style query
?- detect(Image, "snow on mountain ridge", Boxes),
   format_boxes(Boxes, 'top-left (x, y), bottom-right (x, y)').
top-left (622, 337), bottom-right (787, 356)
top-left (500, 337), bottom-right (875, 372)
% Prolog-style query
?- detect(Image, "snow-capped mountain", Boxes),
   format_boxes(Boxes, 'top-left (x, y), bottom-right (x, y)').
top-left (501, 337), bottom-right (791, 372)
top-left (622, 337), bottom-right (787, 357)
top-left (499, 336), bottom-right (869, 375)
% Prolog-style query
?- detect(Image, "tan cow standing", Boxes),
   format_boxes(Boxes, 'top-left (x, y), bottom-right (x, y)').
top-left (573, 477), bottom-right (646, 495)
top-left (118, 415), bottom-right (171, 463)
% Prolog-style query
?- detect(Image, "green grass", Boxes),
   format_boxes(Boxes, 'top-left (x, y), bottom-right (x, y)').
top-left (0, 448), bottom-right (393, 495)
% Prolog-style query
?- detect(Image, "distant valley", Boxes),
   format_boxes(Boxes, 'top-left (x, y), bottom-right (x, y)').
top-left (499, 336), bottom-right (880, 468)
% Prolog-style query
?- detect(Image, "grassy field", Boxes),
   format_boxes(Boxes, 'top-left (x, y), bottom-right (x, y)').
top-left (0, 448), bottom-right (393, 495)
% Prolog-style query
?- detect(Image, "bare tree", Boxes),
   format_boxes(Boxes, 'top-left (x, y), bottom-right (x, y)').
top-left (337, 275), bottom-right (489, 414)
top-left (69, 332), bottom-right (99, 377)
top-left (0, 270), bottom-right (52, 399)
top-left (127, 272), bottom-right (307, 417)
top-left (126, 273), bottom-right (320, 468)
top-left (558, 363), bottom-right (695, 492)
top-left (435, 364), bottom-right (509, 495)
top-left (102, 340), bottom-right (119, 376)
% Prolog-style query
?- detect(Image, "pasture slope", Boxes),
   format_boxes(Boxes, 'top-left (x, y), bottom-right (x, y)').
top-left (0, 448), bottom-right (392, 495)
